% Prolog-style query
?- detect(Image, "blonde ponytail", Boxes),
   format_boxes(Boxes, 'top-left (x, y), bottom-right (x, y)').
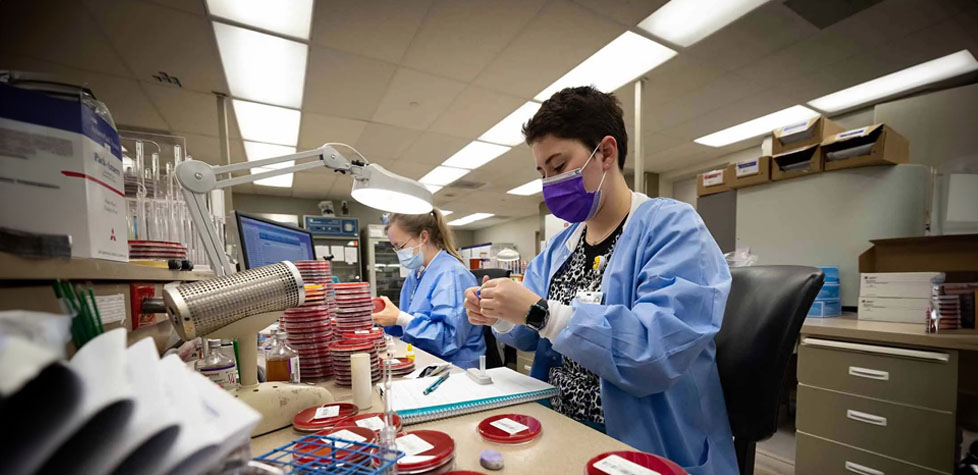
top-left (387, 208), bottom-right (463, 263)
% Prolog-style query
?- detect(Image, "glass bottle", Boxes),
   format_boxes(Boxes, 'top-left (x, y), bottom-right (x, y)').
top-left (266, 332), bottom-right (300, 383)
top-left (199, 338), bottom-right (237, 390)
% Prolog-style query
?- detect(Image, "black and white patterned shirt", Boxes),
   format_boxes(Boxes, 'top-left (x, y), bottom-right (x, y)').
top-left (546, 215), bottom-right (627, 425)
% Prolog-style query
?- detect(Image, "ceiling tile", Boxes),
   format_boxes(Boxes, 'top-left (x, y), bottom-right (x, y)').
top-left (735, 28), bottom-right (864, 89)
top-left (84, 0), bottom-right (226, 94)
top-left (303, 46), bottom-right (397, 121)
top-left (473, 0), bottom-right (625, 98)
top-left (570, 0), bottom-right (667, 27)
top-left (298, 113), bottom-right (368, 151)
top-left (0, 0), bottom-right (131, 76)
top-left (428, 86), bottom-right (526, 139)
top-left (659, 89), bottom-right (797, 144)
top-left (684, 2), bottom-right (818, 72)
top-left (311, 0), bottom-right (431, 63)
top-left (639, 55), bottom-right (728, 106)
top-left (647, 142), bottom-right (716, 173)
top-left (371, 68), bottom-right (466, 131)
top-left (182, 133), bottom-right (222, 165)
top-left (149, 0), bottom-right (205, 15)
top-left (870, 19), bottom-right (978, 68)
top-left (382, 160), bottom-right (428, 181)
top-left (644, 72), bottom-right (764, 133)
top-left (291, 173), bottom-right (336, 199)
top-left (354, 123), bottom-right (422, 160)
top-left (397, 132), bottom-right (470, 165)
top-left (143, 83), bottom-right (223, 136)
top-left (401, 0), bottom-right (545, 82)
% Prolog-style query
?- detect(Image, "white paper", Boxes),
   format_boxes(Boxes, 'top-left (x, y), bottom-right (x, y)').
top-left (593, 454), bottom-right (662, 475)
top-left (344, 247), bottom-right (358, 264)
top-left (736, 158), bottom-right (760, 177)
top-left (702, 169), bottom-right (724, 187)
top-left (386, 367), bottom-right (555, 413)
top-left (330, 245), bottom-right (345, 259)
top-left (315, 405), bottom-right (341, 419)
top-left (152, 355), bottom-right (221, 475)
top-left (837, 127), bottom-right (868, 140)
top-left (396, 433), bottom-right (435, 456)
top-left (355, 416), bottom-right (386, 431)
top-left (780, 120), bottom-right (810, 136)
top-left (315, 245), bottom-right (331, 259)
top-left (326, 429), bottom-right (367, 449)
top-left (94, 294), bottom-right (126, 324)
top-left (489, 417), bottom-right (529, 435)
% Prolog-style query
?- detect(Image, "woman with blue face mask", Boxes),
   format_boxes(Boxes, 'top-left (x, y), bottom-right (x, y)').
top-left (464, 86), bottom-right (738, 475)
top-left (371, 209), bottom-right (485, 369)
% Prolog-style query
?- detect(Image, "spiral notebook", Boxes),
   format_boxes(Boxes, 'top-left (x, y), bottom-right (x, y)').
top-left (380, 367), bottom-right (557, 424)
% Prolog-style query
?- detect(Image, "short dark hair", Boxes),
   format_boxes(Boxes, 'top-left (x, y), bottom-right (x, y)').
top-left (522, 86), bottom-right (628, 169)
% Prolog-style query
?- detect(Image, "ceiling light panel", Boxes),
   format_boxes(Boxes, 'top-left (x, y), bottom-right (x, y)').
top-left (207, 0), bottom-right (313, 39)
top-left (534, 32), bottom-right (676, 102)
top-left (638, 0), bottom-right (770, 48)
top-left (253, 169), bottom-right (293, 188)
top-left (418, 166), bottom-right (470, 186)
top-left (441, 141), bottom-right (511, 170)
top-left (214, 22), bottom-right (308, 108)
top-left (440, 210), bottom-right (453, 216)
top-left (507, 178), bottom-right (543, 196)
top-left (808, 49), bottom-right (978, 113)
top-left (425, 184), bottom-right (444, 194)
top-left (448, 213), bottom-right (495, 226)
top-left (694, 105), bottom-right (819, 147)
top-left (244, 141), bottom-right (296, 170)
top-left (479, 102), bottom-right (541, 146)
top-left (232, 99), bottom-right (301, 146)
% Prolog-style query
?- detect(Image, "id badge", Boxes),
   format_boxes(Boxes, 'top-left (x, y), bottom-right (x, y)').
top-left (575, 290), bottom-right (603, 304)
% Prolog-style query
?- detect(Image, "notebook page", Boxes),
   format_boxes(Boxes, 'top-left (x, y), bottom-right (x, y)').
top-left (386, 367), bottom-right (554, 412)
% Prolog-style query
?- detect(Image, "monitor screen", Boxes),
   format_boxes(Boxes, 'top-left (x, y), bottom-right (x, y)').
top-left (236, 212), bottom-right (315, 269)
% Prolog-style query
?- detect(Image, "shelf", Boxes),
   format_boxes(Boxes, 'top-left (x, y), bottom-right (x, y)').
top-left (0, 252), bottom-right (215, 282)
top-left (802, 314), bottom-right (978, 352)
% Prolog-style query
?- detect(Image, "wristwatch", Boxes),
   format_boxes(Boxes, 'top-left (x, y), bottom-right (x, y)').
top-left (524, 298), bottom-right (549, 332)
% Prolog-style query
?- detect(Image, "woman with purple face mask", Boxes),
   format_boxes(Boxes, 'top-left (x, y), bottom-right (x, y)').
top-left (463, 87), bottom-right (738, 475)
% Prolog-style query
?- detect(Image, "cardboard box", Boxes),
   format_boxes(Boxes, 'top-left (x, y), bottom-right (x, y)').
top-left (771, 144), bottom-right (821, 181)
top-left (858, 297), bottom-right (930, 324)
top-left (860, 272), bottom-right (942, 299)
top-left (726, 156), bottom-right (771, 189)
top-left (0, 83), bottom-right (127, 261)
top-left (696, 167), bottom-right (730, 197)
top-left (772, 116), bottom-right (844, 155)
top-left (821, 124), bottom-right (909, 172)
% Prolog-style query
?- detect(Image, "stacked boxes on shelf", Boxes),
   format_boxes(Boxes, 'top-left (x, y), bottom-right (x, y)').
top-left (808, 266), bottom-right (841, 318)
top-left (858, 272), bottom-right (941, 324)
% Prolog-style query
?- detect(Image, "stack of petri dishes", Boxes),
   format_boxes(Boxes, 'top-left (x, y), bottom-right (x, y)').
top-left (333, 282), bottom-right (375, 333)
top-left (294, 260), bottom-right (337, 322)
top-left (328, 338), bottom-right (381, 387)
top-left (380, 357), bottom-right (415, 377)
top-left (341, 327), bottom-right (387, 357)
top-left (282, 280), bottom-right (332, 380)
top-left (387, 430), bottom-right (457, 474)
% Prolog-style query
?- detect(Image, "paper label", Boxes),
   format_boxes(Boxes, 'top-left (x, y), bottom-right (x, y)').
top-left (396, 433), bottom-right (434, 456)
top-left (344, 247), bottom-right (358, 264)
top-left (355, 330), bottom-right (370, 335)
top-left (315, 405), bottom-right (341, 419)
top-left (593, 454), bottom-right (663, 475)
top-left (780, 120), bottom-right (810, 136)
top-left (736, 159), bottom-right (760, 177)
top-left (290, 356), bottom-right (300, 383)
top-left (702, 169), bottom-right (724, 187)
top-left (837, 127), bottom-right (868, 140)
top-left (576, 290), bottom-right (603, 304)
top-left (94, 294), bottom-right (126, 324)
top-left (490, 417), bottom-right (529, 435)
top-left (201, 365), bottom-right (237, 390)
top-left (325, 429), bottom-right (366, 449)
top-left (355, 416), bottom-right (386, 431)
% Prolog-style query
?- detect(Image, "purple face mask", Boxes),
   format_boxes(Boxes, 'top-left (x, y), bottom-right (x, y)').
top-left (542, 145), bottom-right (607, 223)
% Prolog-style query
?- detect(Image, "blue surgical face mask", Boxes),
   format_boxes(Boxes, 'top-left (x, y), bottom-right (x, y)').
top-left (396, 241), bottom-right (424, 269)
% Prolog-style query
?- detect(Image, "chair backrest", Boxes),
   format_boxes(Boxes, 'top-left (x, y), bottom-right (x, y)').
top-left (715, 265), bottom-right (824, 442)
top-left (471, 268), bottom-right (511, 282)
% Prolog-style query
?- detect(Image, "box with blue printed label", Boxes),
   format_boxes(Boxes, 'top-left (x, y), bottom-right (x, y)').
top-left (726, 156), bottom-right (771, 189)
top-left (772, 116), bottom-right (844, 155)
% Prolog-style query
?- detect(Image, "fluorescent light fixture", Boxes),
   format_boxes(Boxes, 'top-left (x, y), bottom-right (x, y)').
top-left (507, 178), bottom-right (542, 196)
top-left (638, 0), bottom-right (770, 47)
top-left (214, 22), bottom-right (308, 108)
top-left (254, 213), bottom-right (299, 225)
top-left (808, 50), bottom-right (978, 113)
top-left (207, 0), bottom-right (313, 39)
top-left (442, 141), bottom-right (510, 170)
top-left (535, 32), bottom-right (676, 102)
top-left (244, 141), bottom-right (295, 170)
top-left (252, 169), bottom-right (293, 188)
top-left (479, 102), bottom-right (541, 146)
top-left (440, 210), bottom-right (453, 216)
top-left (418, 166), bottom-right (469, 186)
top-left (694, 105), bottom-right (820, 147)
top-left (448, 213), bottom-right (495, 226)
top-left (232, 99), bottom-right (301, 146)
top-left (424, 184), bottom-right (444, 194)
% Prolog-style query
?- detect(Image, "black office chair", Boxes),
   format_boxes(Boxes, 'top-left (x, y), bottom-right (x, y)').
top-left (715, 265), bottom-right (824, 475)
top-left (470, 268), bottom-right (512, 369)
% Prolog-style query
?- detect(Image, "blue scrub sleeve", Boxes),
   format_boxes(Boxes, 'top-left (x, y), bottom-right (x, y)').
top-left (399, 273), bottom-right (468, 360)
top-left (551, 203), bottom-right (731, 398)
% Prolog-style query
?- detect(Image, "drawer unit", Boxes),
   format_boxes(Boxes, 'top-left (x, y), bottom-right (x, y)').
top-left (797, 384), bottom-right (954, 472)
top-left (799, 338), bottom-right (957, 411)
top-left (796, 431), bottom-right (946, 475)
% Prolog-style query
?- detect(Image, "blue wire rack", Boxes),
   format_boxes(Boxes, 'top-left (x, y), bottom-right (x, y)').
top-left (254, 434), bottom-right (404, 474)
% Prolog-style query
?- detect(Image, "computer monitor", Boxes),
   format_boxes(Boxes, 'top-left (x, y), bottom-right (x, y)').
top-left (235, 211), bottom-right (315, 269)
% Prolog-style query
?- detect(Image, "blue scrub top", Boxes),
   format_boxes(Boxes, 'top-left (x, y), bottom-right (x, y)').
top-left (494, 193), bottom-right (739, 475)
top-left (384, 250), bottom-right (485, 369)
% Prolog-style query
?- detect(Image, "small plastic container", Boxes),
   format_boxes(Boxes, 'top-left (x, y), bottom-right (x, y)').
top-left (816, 281), bottom-right (840, 300)
top-left (808, 299), bottom-right (842, 318)
top-left (390, 430), bottom-right (455, 475)
top-left (266, 332), bottom-right (300, 383)
top-left (198, 338), bottom-right (237, 390)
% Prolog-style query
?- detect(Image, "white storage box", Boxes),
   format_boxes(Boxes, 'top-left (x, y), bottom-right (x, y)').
top-left (860, 272), bottom-right (942, 299)
top-left (0, 83), bottom-right (127, 261)
top-left (858, 297), bottom-right (930, 324)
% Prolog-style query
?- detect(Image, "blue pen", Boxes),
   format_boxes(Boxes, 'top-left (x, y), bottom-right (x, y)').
top-left (423, 372), bottom-right (450, 395)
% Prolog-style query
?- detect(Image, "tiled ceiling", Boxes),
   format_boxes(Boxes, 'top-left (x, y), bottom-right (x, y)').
top-left (1, 0), bottom-right (977, 230)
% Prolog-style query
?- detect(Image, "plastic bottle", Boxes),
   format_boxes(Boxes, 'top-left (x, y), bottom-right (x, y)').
top-left (406, 344), bottom-right (415, 362)
top-left (266, 332), bottom-right (300, 383)
top-left (198, 338), bottom-right (238, 390)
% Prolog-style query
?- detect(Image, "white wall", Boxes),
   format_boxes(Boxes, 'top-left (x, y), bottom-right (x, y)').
top-left (471, 215), bottom-right (540, 259)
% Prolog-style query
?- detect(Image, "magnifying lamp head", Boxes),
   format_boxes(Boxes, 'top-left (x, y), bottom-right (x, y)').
top-left (351, 163), bottom-right (433, 214)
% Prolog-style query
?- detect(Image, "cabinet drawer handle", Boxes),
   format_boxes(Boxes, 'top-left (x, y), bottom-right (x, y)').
top-left (848, 366), bottom-right (890, 381)
top-left (846, 409), bottom-right (888, 427)
top-left (845, 461), bottom-right (884, 475)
